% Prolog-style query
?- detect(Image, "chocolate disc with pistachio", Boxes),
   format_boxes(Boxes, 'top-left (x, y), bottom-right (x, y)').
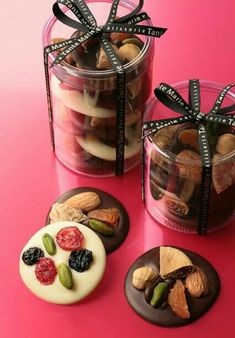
top-left (46, 187), bottom-right (129, 254)
top-left (125, 246), bottom-right (220, 327)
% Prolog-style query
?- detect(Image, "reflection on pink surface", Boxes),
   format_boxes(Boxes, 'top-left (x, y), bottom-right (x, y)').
top-left (1, 0), bottom-right (235, 338)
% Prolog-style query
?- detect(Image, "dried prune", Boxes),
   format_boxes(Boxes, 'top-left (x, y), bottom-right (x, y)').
top-left (22, 247), bottom-right (44, 266)
top-left (69, 249), bottom-right (93, 272)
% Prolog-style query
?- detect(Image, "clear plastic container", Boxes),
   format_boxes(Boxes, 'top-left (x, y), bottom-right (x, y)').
top-left (144, 80), bottom-right (235, 233)
top-left (43, 0), bottom-right (154, 176)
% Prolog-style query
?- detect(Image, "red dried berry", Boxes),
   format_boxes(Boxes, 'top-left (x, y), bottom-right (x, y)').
top-left (56, 226), bottom-right (84, 251)
top-left (35, 258), bottom-right (57, 285)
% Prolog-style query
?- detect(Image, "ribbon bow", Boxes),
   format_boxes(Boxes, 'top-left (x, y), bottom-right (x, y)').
top-left (44, 0), bottom-right (167, 175)
top-left (142, 80), bottom-right (235, 234)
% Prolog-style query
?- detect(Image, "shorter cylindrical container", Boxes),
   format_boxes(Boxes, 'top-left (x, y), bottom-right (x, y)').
top-left (43, 0), bottom-right (154, 176)
top-left (144, 80), bottom-right (235, 233)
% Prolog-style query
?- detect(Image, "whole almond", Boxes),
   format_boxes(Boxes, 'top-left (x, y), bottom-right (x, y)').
top-left (64, 192), bottom-right (101, 211)
top-left (185, 267), bottom-right (209, 297)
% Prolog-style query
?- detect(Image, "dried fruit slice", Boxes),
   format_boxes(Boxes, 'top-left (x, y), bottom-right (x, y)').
top-left (159, 246), bottom-right (193, 278)
top-left (164, 194), bottom-right (189, 217)
top-left (176, 150), bottom-right (201, 184)
top-left (35, 258), bottom-right (57, 285)
top-left (56, 226), bottom-right (84, 251)
top-left (212, 154), bottom-right (235, 193)
top-left (168, 279), bottom-right (190, 319)
top-left (87, 208), bottom-right (120, 225)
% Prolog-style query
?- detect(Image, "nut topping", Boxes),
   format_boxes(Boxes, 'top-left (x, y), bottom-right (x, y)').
top-left (118, 43), bottom-right (141, 62)
top-left (64, 192), bottom-right (101, 211)
top-left (96, 45), bottom-right (125, 69)
top-left (49, 203), bottom-right (87, 223)
top-left (185, 267), bottom-right (209, 297)
top-left (132, 266), bottom-right (158, 290)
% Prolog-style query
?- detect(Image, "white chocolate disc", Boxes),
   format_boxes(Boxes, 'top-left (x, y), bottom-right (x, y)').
top-left (76, 133), bottom-right (141, 161)
top-left (51, 75), bottom-right (116, 118)
top-left (19, 221), bottom-right (106, 304)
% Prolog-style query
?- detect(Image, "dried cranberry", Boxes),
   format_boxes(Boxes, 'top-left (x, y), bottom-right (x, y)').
top-left (56, 226), bottom-right (84, 251)
top-left (35, 258), bottom-right (57, 285)
top-left (22, 247), bottom-right (44, 265)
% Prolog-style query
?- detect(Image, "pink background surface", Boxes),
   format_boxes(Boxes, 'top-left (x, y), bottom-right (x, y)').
top-left (1, 1), bottom-right (235, 337)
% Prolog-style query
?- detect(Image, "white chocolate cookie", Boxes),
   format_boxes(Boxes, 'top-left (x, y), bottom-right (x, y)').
top-left (19, 221), bottom-right (106, 304)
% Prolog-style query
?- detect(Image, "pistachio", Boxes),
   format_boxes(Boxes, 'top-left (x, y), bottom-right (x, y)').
top-left (42, 233), bottom-right (56, 256)
top-left (88, 219), bottom-right (114, 236)
top-left (122, 37), bottom-right (144, 49)
top-left (144, 278), bottom-right (161, 303)
top-left (96, 45), bottom-right (125, 69)
top-left (58, 263), bottom-right (73, 289)
top-left (118, 44), bottom-right (141, 62)
top-left (216, 133), bottom-right (235, 155)
top-left (150, 282), bottom-right (168, 308)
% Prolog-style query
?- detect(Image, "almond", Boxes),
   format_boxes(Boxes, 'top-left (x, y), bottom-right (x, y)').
top-left (168, 280), bottom-right (190, 319)
top-left (185, 267), bottom-right (209, 298)
top-left (64, 192), bottom-right (101, 212)
top-left (88, 208), bottom-right (120, 225)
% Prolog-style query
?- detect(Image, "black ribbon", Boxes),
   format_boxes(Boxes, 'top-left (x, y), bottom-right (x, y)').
top-left (142, 80), bottom-right (235, 234)
top-left (44, 0), bottom-right (167, 175)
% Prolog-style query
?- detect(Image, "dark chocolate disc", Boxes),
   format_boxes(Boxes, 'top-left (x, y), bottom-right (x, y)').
top-left (45, 187), bottom-right (129, 254)
top-left (124, 246), bottom-right (220, 327)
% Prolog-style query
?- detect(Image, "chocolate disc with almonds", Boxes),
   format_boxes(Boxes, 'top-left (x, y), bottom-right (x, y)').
top-left (46, 187), bottom-right (129, 254)
top-left (124, 246), bottom-right (220, 327)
